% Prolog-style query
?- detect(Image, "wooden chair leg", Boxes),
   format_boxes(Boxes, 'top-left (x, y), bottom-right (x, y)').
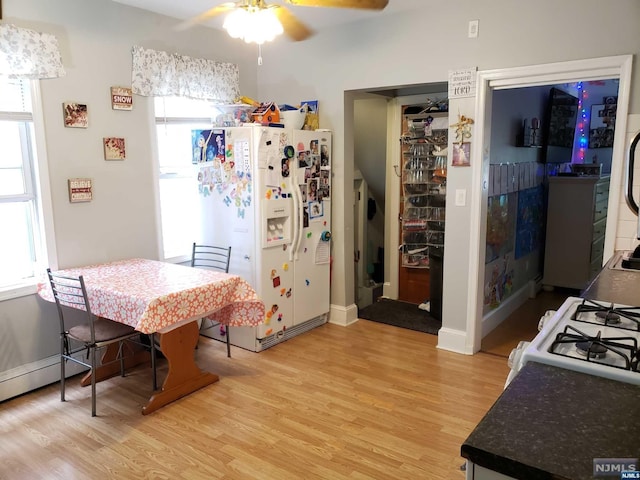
top-left (226, 329), bottom-right (231, 358)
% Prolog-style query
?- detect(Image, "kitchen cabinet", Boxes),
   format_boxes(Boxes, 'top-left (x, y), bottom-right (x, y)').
top-left (542, 175), bottom-right (610, 290)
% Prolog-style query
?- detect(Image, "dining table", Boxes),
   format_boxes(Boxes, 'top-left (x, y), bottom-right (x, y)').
top-left (38, 258), bottom-right (265, 414)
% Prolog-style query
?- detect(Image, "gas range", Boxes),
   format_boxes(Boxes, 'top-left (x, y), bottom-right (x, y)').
top-left (519, 296), bottom-right (640, 385)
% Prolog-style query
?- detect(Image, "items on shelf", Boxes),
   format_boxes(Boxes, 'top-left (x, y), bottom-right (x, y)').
top-left (517, 117), bottom-right (542, 147)
top-left (400, 104), bottom-right (448, 269)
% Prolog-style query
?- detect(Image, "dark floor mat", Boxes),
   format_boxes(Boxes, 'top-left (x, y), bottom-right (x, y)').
top-left (358, 298), bottom-right (441, 335)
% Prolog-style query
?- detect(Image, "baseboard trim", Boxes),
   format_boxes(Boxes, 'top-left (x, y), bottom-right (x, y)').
top-left (481, 282), bottom-right (531, 338)
top-left (437, 327), bottom-right (473, 355)
top-left (329, 303), bottom-right (359, 327)
top-left (0, 354), bottom-right (88, 402)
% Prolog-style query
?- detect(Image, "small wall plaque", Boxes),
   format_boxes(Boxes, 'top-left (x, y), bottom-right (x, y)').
top-left (103, 137), bottom-right (126, 160)
top-left (68, 178), bottom-right (92, 203)
top-left (111, 86), bottom-right (133, 111)
top-left (63, 102), bottom-right (88, 128)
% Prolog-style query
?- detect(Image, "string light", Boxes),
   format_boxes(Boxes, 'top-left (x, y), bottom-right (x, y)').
top-left (576, 82), bottom-right (589, 162)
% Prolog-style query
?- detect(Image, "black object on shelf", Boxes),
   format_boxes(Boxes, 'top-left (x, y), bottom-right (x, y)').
top-left (429, 247), bottom-right (444, 322)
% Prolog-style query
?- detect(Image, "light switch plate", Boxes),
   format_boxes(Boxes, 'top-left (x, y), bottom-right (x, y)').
top-left (468, 20), bottom-right (479, 38)
top-left (455, 189), bottom-right (467, 206)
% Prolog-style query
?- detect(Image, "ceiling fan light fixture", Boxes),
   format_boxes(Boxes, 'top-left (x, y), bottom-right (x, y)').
top-left (223, 6), bottom-right (284, 45)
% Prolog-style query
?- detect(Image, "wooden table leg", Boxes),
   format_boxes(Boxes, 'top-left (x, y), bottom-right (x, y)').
top-left (80, 339), bottom-right (150, 387)
top-left (142, 321), bottom-right (219, 415)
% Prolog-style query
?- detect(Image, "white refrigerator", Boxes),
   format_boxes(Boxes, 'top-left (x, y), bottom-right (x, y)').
top-left (196, 125), bottom-right (332, 351)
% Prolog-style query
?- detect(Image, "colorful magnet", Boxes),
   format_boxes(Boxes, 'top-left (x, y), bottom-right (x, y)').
top-left (280, 288), bottom-right (286, 296)
top-left (304, 247), bottom-right (307, 253)
top-left (307, 232), bottom-right (312, 238)
top-left (281, 158), bottom-right (290, 177)
top-left (265, 317), bottom-right (271, 325)
top-left (271, 305), bottom-right (279, 313)
top-left (321, 231), bottom-right (331, 242)
top-left (270, 269), bottom-right (277, 279)
top-left (272, 276), bottom-right (281, 287)
top-left (266, 311), bottom-right (273, 319)
top-left (265, 328), bottom-right (273, 336)
top-left (284, 145), bottom-right (295, 158)
top-left (286, 288), bottom-right (292, 298)
top-left (283, 263), bottom-right (289, 271)
top-left (277, 313), bottom-right (283, 322)
top-left (305, 279), bottom-right (310, 286)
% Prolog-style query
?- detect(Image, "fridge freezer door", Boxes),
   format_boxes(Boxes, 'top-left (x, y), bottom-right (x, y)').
top-left (293, 202), bottom-right (331, 324)
top-left (291, 130), bottom-right (332, 325)
top-left (254, 127), bottom-right (296, 340)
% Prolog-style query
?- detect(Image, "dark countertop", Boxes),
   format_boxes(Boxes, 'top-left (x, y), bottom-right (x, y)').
top-left (461, 362), bottom-right (640, 480)
top-left (582, 251), bottom-right (640, 305)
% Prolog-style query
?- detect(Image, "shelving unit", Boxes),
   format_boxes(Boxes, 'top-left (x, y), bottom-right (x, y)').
top-left (400, 111), bottom-right (448, 268)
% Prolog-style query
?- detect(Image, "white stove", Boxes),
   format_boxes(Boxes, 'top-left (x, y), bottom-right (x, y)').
top-left (507, 296), bottom-right (640, 386)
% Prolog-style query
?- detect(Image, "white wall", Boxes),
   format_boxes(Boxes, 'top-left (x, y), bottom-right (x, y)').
top-left (0, 0), bottom-right (258, 398)
top-left (253, 0), bottom-right (640, 341)
top-left (354, 97), bottom-right (388, 208)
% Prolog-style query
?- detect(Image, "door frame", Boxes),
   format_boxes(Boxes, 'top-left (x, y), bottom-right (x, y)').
top-left (466, 55), bottom-right (633, 353)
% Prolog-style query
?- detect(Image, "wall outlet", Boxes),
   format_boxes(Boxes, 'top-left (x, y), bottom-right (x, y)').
top-left (468, 20), bottom-right (479, 38)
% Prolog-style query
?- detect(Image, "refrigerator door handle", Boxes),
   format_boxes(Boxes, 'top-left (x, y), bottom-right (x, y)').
top-left (626, 129), bottom-right (640, 215)
top-left (289, 177), bottom-right (301, 261)
top-left (291, 178), bottom-right (305, 261)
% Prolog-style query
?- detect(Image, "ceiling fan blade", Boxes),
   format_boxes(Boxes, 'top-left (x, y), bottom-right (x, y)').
top-left (285, 0), bottom-right (388, 10)
top-left (273, 6), bottom-right (314, 42)
top-left (174, 2), bottom-right (237, 31)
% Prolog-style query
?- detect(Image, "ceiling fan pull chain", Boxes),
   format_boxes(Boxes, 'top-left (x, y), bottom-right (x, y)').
top-left (258, 44), bottom-right (263, 66)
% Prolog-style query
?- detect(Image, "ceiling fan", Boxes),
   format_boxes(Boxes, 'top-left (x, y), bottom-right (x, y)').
top-left (176, 0), bottom-right (389, 43)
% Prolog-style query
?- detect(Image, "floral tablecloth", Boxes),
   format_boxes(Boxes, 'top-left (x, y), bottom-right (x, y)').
top-left (38, 258), bottom-right (265, 334)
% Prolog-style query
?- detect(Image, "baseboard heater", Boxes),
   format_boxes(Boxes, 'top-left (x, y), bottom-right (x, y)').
top-left (0, 354), bottom-right (88, 403)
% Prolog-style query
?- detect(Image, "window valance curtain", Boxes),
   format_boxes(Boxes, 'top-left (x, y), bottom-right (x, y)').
top-left (0, 24), bottom-right (66, 79)
top-left (131, 45), bottom-right (239, 103)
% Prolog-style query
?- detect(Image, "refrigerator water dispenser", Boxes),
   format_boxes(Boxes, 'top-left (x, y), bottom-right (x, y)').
top-left (262, 201), bottom-right (291, 248)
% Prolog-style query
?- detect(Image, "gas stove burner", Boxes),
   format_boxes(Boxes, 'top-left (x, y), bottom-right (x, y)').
top-left (549, 325), bottom-right (638, 371)
top-left (572, 298), bottom-right (640, 331)
top-left (595, 311), bottom-right (621, 324)
top-left (575, 339), bottom-right (608, 359)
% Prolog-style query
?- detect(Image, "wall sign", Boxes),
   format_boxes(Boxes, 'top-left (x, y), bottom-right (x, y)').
top-left (111, 86), bottom-right (133, 110)
top-left (68, 178), bottom-right (93, 203)
top-left (448, 68), bottom-right (477, 99)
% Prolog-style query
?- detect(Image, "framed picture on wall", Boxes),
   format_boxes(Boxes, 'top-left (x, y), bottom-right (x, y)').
top-left (452, 142), bottom-right (471, 167)
top-left (62, 102), bottom-right (88, 128)
top-left (589, 104), bottom-right (616, 148)
top-left (103, 137), bottom-right (126, 160)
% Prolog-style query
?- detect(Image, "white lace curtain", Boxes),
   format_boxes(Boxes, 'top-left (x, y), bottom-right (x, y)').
top-left (0, 24), bottom-right (66, 79)
top-left (131, 45), bottom-right (239, 103)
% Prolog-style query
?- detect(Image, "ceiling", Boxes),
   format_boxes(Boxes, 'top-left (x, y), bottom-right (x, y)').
top-left (111, 0), bottom-right (425, 36)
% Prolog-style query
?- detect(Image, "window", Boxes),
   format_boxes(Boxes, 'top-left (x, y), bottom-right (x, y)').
top-left (0, 78), bottom-right (54, 296)
top-left (154, 97), bottom-right (220, 261)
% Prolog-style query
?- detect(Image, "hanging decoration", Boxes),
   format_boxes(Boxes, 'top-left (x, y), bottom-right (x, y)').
top-left (450, 113), bottom-right (474, 167)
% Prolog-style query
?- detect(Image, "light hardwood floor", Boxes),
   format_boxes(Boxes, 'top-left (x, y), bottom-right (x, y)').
top-left (481, 289), bottom-right (574, 357)
top-left (0, 320), bottom-right (509, 480)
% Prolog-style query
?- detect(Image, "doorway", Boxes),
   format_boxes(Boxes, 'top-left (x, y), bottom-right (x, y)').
top-left (465, 55), bottom-right (633, 353)
top-left (479, 80), bottom-right (620, 347)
